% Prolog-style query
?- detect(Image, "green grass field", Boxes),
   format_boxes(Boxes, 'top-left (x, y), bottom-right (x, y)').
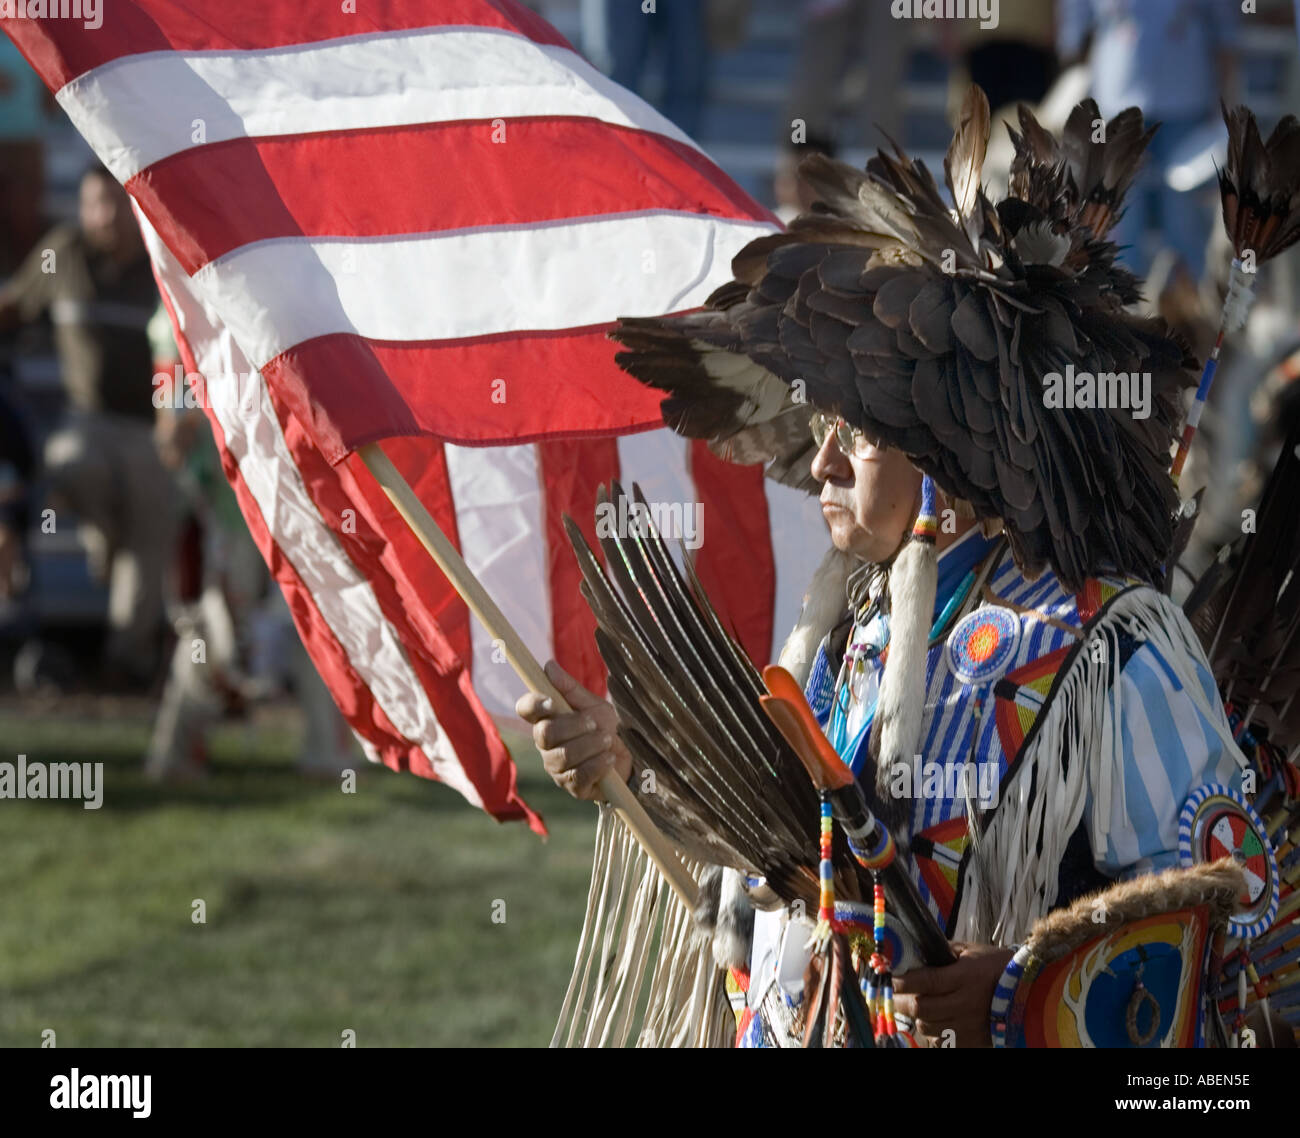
top-left (0, 701), bottom-right (595, 1046)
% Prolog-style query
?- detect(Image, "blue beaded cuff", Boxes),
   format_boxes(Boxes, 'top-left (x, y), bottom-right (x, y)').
top-left (989, 944), bottom-right (1033, 1048)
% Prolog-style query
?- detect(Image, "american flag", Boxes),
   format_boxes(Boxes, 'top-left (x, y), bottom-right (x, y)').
top-left (4, 0), bottom-right (826, 831)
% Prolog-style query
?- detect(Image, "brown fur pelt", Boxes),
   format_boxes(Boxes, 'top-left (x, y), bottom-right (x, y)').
top-left (1025, 859), bottom-right (1244, 965)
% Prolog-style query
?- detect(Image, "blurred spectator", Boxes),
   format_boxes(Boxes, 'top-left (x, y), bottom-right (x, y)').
top-left (1059, 0), bottom-right (1239, 279)
top-left (0, 164), bottom-right (174, 689)
top-left (943, 0), bottom-right (1057, 114)
top-left (773, 135), bottom-right (837, 225)
top-left (605, 0), bottom-right (709, 138)
top-left (708, 0), bottom-right (752, 53)
top-left (782, 0), bottom-right (909, 153)
top-left (146, 315), bottom-right (355, 781)
top-left (0, 37), bottom-right (51, 277)
top-left (0, 380), bottom-right (34, 600)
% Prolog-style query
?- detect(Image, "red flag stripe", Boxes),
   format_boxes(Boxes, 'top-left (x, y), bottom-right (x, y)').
top-left (3, 0), bottom-right (570, 89)
top-left (688, 441), bottom-right (776, 667)
top-left (129, 119), bottom-right (768, 274)
top-left (261, 330), bottom-right (667, 465)
top-left (276, 420), bottom-right (543, 832)
top-left (365, 437), bottom-right (476, 666)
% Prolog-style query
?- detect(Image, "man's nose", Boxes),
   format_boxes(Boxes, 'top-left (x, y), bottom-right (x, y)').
top-left (809, 428), bottom-right (850, 483)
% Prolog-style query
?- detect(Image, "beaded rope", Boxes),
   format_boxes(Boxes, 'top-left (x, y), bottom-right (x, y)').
top-left (870, 881), bottom-right (900, 1044)
top-left (812, 787), bottom-right (901, 1045)
top-left (1231, 942), bottom-right (1271, 1046)
top-left (818, 793), bottom-right (836, 935)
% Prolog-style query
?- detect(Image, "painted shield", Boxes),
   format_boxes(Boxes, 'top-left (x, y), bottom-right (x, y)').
top-left (1178, 783), bottom-right (1279, 940)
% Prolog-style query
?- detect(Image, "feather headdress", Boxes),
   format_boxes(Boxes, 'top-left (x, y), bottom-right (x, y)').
top-left (611, 86), bottom-right (1197, 591)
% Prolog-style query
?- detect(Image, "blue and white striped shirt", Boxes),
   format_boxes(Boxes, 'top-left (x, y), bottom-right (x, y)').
top-left (804, 528), bottom-right (1243, 927)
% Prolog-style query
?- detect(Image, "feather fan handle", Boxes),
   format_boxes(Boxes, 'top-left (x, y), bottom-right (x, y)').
top-left (758, 666), bottom-right (955, 967)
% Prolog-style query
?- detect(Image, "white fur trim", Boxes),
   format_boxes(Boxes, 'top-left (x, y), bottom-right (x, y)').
top-left (712, 867), bottom-right (756, 971)
top-left (872, 539), bottom-right (937, 802)
top-left (776, 545), bottom-right (855, 686)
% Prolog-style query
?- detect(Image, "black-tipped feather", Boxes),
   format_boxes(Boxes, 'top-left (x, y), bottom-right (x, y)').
top-left (1219, 103), bottom-right (1300, 263)
top-left (564, 485), bottom-right (866, 906)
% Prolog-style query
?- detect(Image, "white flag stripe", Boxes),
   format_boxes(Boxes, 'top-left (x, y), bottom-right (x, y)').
top-left (617, 431), bottom-right (829, 658)
top-left (469, 429), bottom-right (702, 721)
top-left (617, 429), bottom-right (693, 524)
top-left (136, 208), bottom-right (486, 808)
top-left (189, 215), bottom-right (771, 367)
top-left (446, 444), bottom-right (553, 719)
top-left (57, 28), bottom-right (698, 182)
top-left (765, 481), bottom-right (834, 652)
top-left (617, 428), bottom-right (694, 575)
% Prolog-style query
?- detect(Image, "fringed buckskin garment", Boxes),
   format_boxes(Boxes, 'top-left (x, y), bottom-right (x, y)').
top-left (554, 86), bottom-right (1300, 1049)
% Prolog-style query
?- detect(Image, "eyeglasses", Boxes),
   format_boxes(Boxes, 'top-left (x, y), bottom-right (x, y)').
top-left (810, 411), bottom-right (866, 457)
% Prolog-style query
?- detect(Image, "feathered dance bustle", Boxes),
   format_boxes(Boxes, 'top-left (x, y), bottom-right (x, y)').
top-left (1185, 417), bottom-right (1300, 753)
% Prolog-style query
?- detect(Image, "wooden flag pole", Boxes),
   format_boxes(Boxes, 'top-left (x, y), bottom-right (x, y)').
top-left (358, 443), bottom-right (698, 909)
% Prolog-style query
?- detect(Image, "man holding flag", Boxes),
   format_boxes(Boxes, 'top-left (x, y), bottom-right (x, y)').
top-left (9, 0), bottom-right (1295, 1056)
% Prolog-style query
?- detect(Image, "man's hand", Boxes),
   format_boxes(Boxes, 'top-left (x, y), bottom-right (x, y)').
top-left (515, 660), bottom-right (631, 801)
top-left (892, 943), bottom-right (1014, 1047)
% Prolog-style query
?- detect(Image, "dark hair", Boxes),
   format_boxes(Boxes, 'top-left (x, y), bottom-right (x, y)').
top-left (81, 161), bottom-right (116, 186)
top-left (785, 133), bottom-right (838, 160)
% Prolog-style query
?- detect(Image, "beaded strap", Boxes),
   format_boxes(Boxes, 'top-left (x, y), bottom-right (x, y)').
top-left (817, 795), bottom-right (835, 930)
top-left (812, 790), bottom-right (901, 1046)
top-left (912, 475), bottom-right (937, 543)
top-left (989, 944), bottom-right (1035, 1048)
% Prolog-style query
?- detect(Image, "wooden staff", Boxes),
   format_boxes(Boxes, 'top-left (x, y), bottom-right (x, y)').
top-left (358, 443), bottom-right (698, 909)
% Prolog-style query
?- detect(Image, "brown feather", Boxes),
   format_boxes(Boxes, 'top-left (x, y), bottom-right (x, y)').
top-left (944, 85), bottom-right (991, 248)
